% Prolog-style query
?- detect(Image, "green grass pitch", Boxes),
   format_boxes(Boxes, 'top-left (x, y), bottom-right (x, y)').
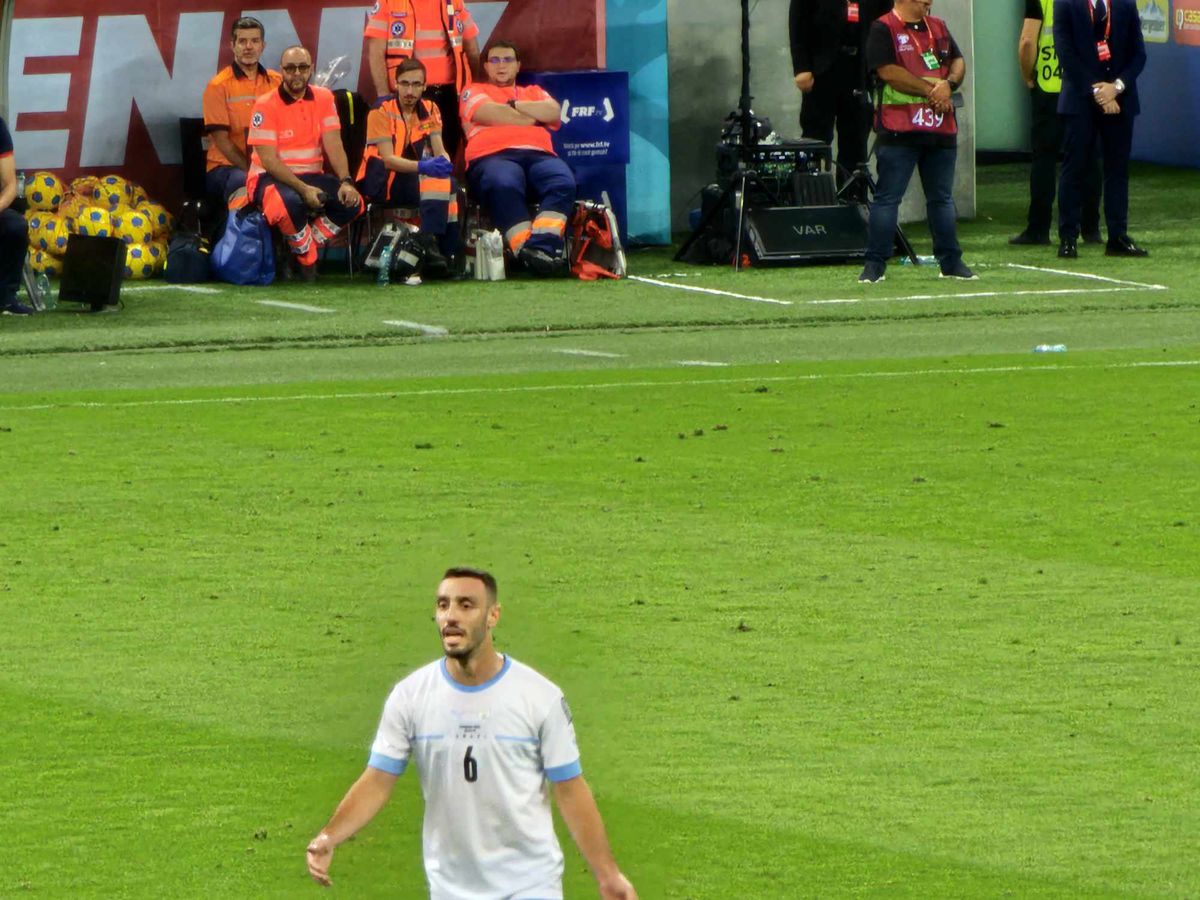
top-left (1, 164), bottom-right (1197, 897)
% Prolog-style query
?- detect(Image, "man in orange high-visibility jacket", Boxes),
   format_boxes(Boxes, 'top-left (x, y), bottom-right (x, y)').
top-left (357, 59), bottom-right (460, 277)
top-left (202, 16), bottom-right (282, 206)
top-left (364, 0), bottom-right (480, 160)
top-left (246, 46), bottom-right (364, 281)
top-left (460, 40), bottom-right (576, 278)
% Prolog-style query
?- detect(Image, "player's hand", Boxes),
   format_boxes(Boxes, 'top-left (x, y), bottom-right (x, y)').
top-left (1101, 99), bottom-right (1121, 115)
top-left (927, 79), bottom-right (952, 106)
top-left (337, 182), bottom-right (361, 206)
top-left (1092, 81), bottom-right (1118, 105)
top-left (306, 832), bottom-right (335, 887)
top-left (794, 71), bottom-right (815, 93)
top-left (301, 185), bottom-right (325, 210)
top-left (597, 871), bottom-right (638, 899)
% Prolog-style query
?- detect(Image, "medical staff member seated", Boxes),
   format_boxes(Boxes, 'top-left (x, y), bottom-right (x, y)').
top-left (357, 58), bottom-right (461, 278)
top-left (460, 40), bottom-right (576, 277)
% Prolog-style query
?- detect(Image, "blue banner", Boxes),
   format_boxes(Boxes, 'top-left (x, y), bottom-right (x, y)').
top-left (1131, 0), bottom-right (1200, 167)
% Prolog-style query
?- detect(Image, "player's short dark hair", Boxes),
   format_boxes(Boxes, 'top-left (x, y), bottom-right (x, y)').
top-left (393, 58), bottom-right (428, 81)
top-left (484, 39), bottom-right (521, 62)
top-left (230, 16), bottom-right (265, 41)
top-left (443, 567), bottom-right (498, 601)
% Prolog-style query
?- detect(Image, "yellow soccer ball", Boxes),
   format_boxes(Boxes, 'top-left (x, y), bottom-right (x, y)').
top-left (25, 171), bottom-right (64, 211)
top-left (35, 213), bottom-right (65, 251)
top-left (123, 242), bottom-right (158, 279)
top-left (30, 249), bottom-right (63, 278)
top-left (76, 206), bottom-right (113, 238)
top-left (114, 210), bottom-right (155, 245)
top-left (93, 174), bottom-right (133, 211)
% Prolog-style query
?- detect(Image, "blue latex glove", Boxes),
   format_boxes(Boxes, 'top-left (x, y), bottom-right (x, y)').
top-left (417, 156), bottom-right (454, 178)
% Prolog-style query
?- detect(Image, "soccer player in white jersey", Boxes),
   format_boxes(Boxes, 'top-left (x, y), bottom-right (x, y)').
top-left (306, 567), bottom-right (638, 900)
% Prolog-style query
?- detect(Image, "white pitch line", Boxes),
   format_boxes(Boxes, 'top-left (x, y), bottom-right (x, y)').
top-left (676, 360), bottom-right (729, 367)
top-left (255, 300), bottom-right (336, 314)
top-left (1005, 262), bottom-right (1168, 291)
top-left (629, 275), bottom-right (793, 306)
top-left (552, 348), bottom-right (624, 358)
top-left (382, 319), bottom-right (448, 336)
top-left (122, 284), bottom-right (221, 294)
top-left (5, 359), bottom-right (1196, 414)
top-left (806, 286), bottom-right (1145, 305)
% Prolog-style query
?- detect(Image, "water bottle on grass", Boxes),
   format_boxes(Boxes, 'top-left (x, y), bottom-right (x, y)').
top-left (377, 244), bottom-right (393, 286)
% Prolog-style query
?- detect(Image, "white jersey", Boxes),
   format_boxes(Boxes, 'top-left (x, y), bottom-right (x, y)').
top-left (369, 655), bottom-right (582, 900)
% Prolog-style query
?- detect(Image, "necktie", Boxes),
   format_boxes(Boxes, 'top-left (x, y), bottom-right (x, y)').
top-left (1095, 0), bottom-right (1107, 21)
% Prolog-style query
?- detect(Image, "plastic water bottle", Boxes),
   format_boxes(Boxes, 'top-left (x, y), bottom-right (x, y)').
top-left (36, 273), bottom-right (54, 310)
top-left (377, 244), bottom-right (393, 285)
top-left (1033, 344), bottom-right (1067, 353)
top-left (899, 254), bottom-right (937, 265)
top-left (16, 171), bottom-right (25, 197)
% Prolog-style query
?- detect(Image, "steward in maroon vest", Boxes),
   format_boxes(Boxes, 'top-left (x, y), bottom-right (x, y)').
top-left (873, 8), bottom-right (959, 138)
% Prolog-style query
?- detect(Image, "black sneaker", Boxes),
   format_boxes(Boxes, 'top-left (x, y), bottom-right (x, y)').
top-left (519, 246), bottom-right (568, 278)
top-left (858, 260), bottom-right (886, 283)
top-left (1058, 238), bottom-right (1078, 259)
top-left (417, 234), bottom-right (450, 279)
top-left (939, 261), bottom-right (978, 280)
top-left (1008, 231), bottom-right (1050, 246)
top-left (2, 300), bottom-right (36, 316)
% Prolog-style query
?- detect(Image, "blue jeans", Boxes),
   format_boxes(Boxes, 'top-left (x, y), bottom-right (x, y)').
top-left (206, 165), bottom-right (247, 204)
top-left (866, 142), bottom-right (961, 268)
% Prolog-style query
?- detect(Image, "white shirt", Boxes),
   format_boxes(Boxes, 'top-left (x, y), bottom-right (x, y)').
top-left (370, 655), bottom-right (582, 900)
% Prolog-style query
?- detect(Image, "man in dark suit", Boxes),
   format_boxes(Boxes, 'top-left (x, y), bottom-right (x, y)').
top-left (789, 0), bottom-right (894, 198)
top-left (1053, 0), bottom-right (1148, 258)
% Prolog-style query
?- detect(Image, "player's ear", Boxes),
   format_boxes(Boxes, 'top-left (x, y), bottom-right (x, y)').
top-left (487, 602), bottom-right (501, 629)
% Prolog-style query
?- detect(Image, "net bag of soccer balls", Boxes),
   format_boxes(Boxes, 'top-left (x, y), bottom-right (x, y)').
top-left (24, 171), bottom-right (174, 280)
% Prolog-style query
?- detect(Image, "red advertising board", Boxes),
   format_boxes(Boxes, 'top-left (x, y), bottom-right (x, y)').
top-left (1175, 0), bottom-right (1200, 45)
top-left (9, 0), bottom-right (604, 209)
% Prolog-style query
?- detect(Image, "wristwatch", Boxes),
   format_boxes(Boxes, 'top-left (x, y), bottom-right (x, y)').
top-left (340, 176), bottom-right (355, 187)
top-left (1114, 78), bottom-right (1125, 94)
top-left (507, 98), bottom-right (518, 109)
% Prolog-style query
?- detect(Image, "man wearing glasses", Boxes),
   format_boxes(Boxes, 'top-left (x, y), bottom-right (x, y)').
top-left (201, 16), bottom-right (282, 206)
top-left (246, 46), bottom-right (364, 281)
top-left (460, 40), bottom-right (576, 277)
top-left (356, 58), bottom-right (461, 278)
top-left (364, 0), bottom-right (480, 159)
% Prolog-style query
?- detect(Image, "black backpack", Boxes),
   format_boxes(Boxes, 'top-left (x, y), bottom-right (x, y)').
top-left (164, 232), bottom-right (211, 283)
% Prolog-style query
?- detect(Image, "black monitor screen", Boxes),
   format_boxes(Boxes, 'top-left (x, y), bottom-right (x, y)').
top-left (59, 234), bottom-right (126, 310)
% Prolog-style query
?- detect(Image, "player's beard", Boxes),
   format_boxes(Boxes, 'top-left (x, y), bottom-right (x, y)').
top-left (442, 624), bottom-right (483, 661)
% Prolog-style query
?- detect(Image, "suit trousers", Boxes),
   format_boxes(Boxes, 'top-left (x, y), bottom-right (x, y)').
top-left (1058, 107), bottom-right (1134, 241)
top-left (1026, 86), bottom-right (1100, 238)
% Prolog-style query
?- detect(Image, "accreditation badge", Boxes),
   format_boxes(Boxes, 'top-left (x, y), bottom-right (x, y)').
top-left (1095, 40), bottom-right (1112, 61)
top-left (847, 2), bottom-right (860, 22)
top-left (922, 51), bottom-right (940, 69)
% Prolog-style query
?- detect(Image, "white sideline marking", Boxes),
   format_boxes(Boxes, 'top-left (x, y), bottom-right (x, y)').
top-left (122, 285), bottom-right (221, 295)
top-left (677, 360), bottom-right (729, 367)
top-left (382, 319), bottom-right (448, 336)
top-left (5, 359), bottom-right (1197, 413)
top-left (553, 349), bottom-right (624, 358)
top-left (1005, 263), bottom-right (1168, 291)
top-left (807, 286), bottom-right (1146, 305)
top-left (629, 276), bottom-right (793, 306)
top-left (255, 300), bottom-right (336, 314)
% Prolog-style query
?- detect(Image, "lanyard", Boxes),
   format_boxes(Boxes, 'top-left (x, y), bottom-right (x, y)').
top-left (893, 10), bottom-right (936, 59)
top-left (1088, 0), bottom-right (1112, 42)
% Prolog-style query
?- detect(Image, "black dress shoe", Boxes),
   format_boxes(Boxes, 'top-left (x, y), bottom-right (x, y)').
top-left (1105, 235), bottom-right (1149, 257)
top-left (1009, 231), bottom-right (1050, 246)
top-left (1081, 230), bottom-right (1104, 244)
top-left (1057, 238), bottom-right (1078, 259)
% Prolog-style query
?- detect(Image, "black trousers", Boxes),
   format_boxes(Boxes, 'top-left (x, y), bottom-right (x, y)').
top-left (1059, 107), bottom-right (1134, 241)
top-left (425, 84), bottom-right (464, 162)
top-left (799, 52), bottom-right (872, 187)
top-left (1027, 86), bottom-right (1100, 238)
top-left (0, 208), bottom-right (27, 302)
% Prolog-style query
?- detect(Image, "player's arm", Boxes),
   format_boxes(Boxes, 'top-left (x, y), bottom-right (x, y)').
top-left (464, 34), bottom-right (481, 80)
top-left (552, 775), bottom-right (638, 900)
top-left (210, 129), bottom-right (249, 170)
top-left (306, 767), bottom-right (398, 887)
top-left (0, 153), bottom-right (17, 213)
top-left (1018, 18), bottom-right (1042, 88)
top-left (367, 37), bottom-right (390, 97)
